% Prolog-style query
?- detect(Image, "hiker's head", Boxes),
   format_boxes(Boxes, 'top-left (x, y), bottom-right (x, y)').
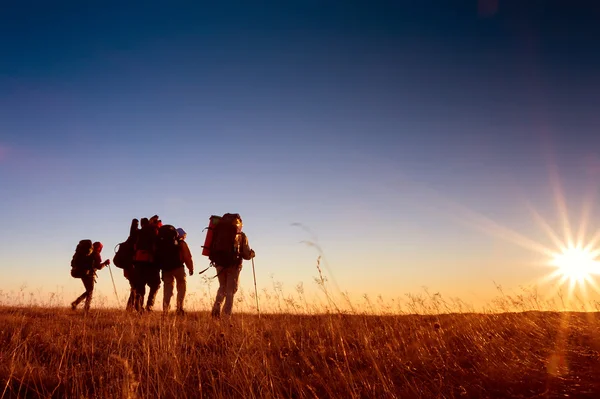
top-left (176, 228), bottom-right (187, 240)
top-left (93, 242), bottom-right (103, 252)
top-left (141, 218), bottom-right (149, 228)
top-left (222, 213), bottom-right (243, 233)
top-left (234, 215), bottom-right (243, 233)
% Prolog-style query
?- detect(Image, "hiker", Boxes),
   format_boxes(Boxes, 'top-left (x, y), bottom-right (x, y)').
top-left (123, 218), bottom-right (139, 311)
top-left (132, 216), bottom-right (161, 312)
top-left (157, 226), bottom-right (194, 315)
top-left (71, 241), bottom-right (110, 311)
top-left (210, 214), bottom-right (255, 318)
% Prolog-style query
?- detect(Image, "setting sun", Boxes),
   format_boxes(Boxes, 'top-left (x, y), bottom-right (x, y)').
top-left (550, 247), bottom-right (599, 284)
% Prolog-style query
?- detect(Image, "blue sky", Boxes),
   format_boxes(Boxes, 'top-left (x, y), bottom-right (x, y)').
top-left (2, 1), bottom-right (600, 310)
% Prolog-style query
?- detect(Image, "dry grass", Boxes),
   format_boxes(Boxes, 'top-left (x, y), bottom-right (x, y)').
top-left (1, 302), bottom-right (600, 399)
top-left (2, 254), bottom-right (600, 398)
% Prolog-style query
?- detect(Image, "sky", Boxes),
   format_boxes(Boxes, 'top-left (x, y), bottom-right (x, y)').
top-left (2, 1), bottom-right (600, 311)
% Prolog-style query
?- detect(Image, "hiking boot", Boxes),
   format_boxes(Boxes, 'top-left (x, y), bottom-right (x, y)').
top-left (70, 301), bottom-right (78, 310)
top-left (176, 308), bottom-right (185, 317)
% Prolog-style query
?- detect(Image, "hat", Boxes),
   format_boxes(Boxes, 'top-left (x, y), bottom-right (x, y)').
top-left (93, 242), bottom-right (103, 250)
top-left (176, 228), bottom-right (186, 238)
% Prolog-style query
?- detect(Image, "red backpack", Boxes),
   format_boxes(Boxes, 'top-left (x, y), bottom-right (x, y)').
top-left (209, 213), bottom-right (242, 267)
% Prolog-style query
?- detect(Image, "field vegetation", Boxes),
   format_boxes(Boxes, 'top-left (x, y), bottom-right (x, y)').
top-left (1, 282), bottom-right (600, 399)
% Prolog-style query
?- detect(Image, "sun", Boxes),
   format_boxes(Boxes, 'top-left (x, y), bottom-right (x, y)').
top-left (550, 246), bottom-right (599, 284)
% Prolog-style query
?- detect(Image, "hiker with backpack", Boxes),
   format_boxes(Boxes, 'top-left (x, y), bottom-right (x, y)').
top-left (207, 213), bottom-right (255, 318)
top-left (155, 226), bottom-right (194, 315)
top-left (112, 218), bottom-right (140, 311)
top-left (125, 218), bottom-right (140, 310)
top-left (132, 216), bottom-right (162, 312)
top-left (70, 241), bottom-right (110, 311)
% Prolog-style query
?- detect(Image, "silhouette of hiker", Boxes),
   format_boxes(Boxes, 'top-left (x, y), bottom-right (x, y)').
top-left (210, 214), bottom-right (255, 318)
top-left (132, 216), bottom-right (161, 312)
top-left (161, 227), bottom-right (194, 315)
top-left (71, 241), bottom-right (110, 311)
top-left (123, 218), bottom-right (139, 311)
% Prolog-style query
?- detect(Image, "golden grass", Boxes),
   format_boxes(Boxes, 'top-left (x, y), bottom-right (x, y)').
top-left (2, 254), bottom-right (600, 397)
top-left (1, 302), bottom-right (600, 398)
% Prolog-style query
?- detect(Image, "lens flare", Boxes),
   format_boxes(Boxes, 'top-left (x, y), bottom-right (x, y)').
top-left (550, 246), bottom-right (599, 284)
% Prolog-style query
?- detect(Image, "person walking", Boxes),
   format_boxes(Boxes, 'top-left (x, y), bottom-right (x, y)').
top-left (210, 214), bottom-right (255, 319)
top-left (132, 216), bottom-right (161, 312)
top-left (123, 218), bottom-right (139, 311)
top-left (161, 227), bottom-right (194, 315)
top-left (71, 241), bottom-right (110, 311)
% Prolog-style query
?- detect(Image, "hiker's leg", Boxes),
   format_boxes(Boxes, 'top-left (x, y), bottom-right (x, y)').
top-left (82, 276), bottom-right (95, 311)
top-left (146, 265), bottom-right (161, 311)
top-left (125, 268), bottom-right (135, 311)
top-left (72, 277), bottom-right (89, 307)
top-left (211, 266), bottom-right (227, 316)
top-left (126, 289), bottom-right (135, 311)
top-left (162, 269), bottom-right (175, 312)
top-left (73, 292), bottom-right (86, 306)
top-left (223, 265), bottom-right (242, 316)
top-left (174, 267), bottom-right (187, 311)
top-left (72, 293), bottom-right (86, 307)
top-left (133, 263), bottom-right (146, 312)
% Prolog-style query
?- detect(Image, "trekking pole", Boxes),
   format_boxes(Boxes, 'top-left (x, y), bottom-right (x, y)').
top-left (251, 257), bottom-right (260, 318)
top-left (107, 263), bottom-right (120, 304)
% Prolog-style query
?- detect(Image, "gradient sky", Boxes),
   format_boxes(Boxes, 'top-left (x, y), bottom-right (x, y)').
top-left (2, 1), bottom-right (600, 310)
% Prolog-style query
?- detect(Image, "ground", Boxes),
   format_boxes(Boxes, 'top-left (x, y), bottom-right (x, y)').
top-left (1, 307), bottom-right (599, 398)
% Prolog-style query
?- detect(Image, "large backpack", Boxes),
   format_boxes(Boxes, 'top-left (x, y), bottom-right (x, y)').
top-left (71, 239), bottom-right (93, 278)
top-left (209, 213), bottom-right (242, 267)
top-left (155, 224), bottom-right (181, 271)
top-left (113, 239), bottom-right (135, 270)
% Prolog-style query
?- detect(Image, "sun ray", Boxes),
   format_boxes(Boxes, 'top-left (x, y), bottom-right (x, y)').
top-left (584, 276), bottom-right (600, 295)
top-left (559, 275), bottom-right (568, 286)
top-left (547, 162), bottom-right (574, 248)
top-left (525, 202), bottom-right (566, 252)
top-left (576, 191), bottom-right (595, 248)
top-left (588, 248), bottom-right (600, 259)
top-left (567, 278), bottom-right (577, 299)
top-left (583, 228), bottom-right (600, 252)
top-left (556, 275), bottom-right (569, 291)
top-left (384, 173), bottom-right (560, 259)
top-left (538, 269), bottom-right (564, 285)
top-left (579, 279), bottom-right (588, 300)
top-left (450, 204), bottom-right (557, 258)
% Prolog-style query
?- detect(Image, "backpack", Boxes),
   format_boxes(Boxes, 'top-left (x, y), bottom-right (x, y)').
top-left (70, 239), bottom-right (93, 278)
top-left (209, 213), bottom-right (242, 267)
top-left (155, 224), bottom-right (181, 271)
top-left (113, 239), bottom-right (135, 270)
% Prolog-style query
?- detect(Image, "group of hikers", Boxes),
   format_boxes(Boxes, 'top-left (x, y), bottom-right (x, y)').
top-left (69, 213), bottom-right (255, 317)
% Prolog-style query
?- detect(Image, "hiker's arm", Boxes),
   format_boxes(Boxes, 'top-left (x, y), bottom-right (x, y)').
top-left (181, 241), bottom-right (194, 273)
top-left (240, 233), bottom-right (255, 260)
top-left (93, 254), bottom-right (110, 270)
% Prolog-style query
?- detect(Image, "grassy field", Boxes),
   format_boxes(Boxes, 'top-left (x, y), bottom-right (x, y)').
top-left (1, 305), bottom-right (600, 399)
